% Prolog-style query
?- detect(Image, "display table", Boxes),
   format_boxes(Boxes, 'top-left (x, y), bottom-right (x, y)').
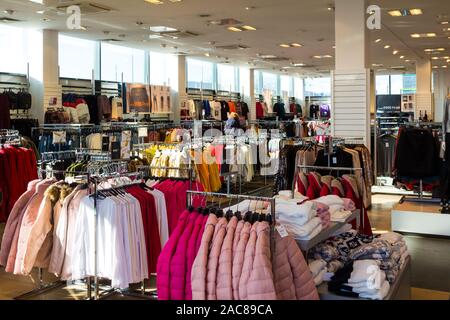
top-left (317, 257), bottom-right (411, 300)
top-left (392, 202), bottom-right (450, 237)
top-left (296, 211), bottom-right (358, 252)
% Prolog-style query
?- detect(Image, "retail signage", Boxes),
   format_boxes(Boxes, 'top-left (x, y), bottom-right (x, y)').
top-left (376, 95), bottom-right (401, 112)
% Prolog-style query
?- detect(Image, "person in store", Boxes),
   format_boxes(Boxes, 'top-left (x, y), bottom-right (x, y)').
top-left (225, 112), bottom-right (242, 136)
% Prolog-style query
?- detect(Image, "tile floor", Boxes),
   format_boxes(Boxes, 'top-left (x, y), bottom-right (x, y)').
top-left (0, 194), bottom-right (448, 300)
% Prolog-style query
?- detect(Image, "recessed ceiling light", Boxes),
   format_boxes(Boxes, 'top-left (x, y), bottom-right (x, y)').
top-left (384, 45), bottom-right (391, 49)
top-left (228, 26), bottom-right (242, 32)
top-left (372, 63), bottom-right (383, 67)
top-left (443, 65), bottom-right (448, 68)
top-left (375, 38), bottom-right (382, 43)
top-left (400, 55), bottom-right (405, 59)
top-left (332, 45), bottom-right (336, 49)
top-left (388, 10), bottom-right (402, 17)
top-left (432, 56), bottom-right (439, 60)
top-left (149, 26), bottom-right (177, 32)
top-left (433, 66), bottom-right (439, 69)
top-left (291, 43), bottom-right (303, 47)
top-left (327, 5), bottom-right (335, 11)
top-left (424, 48), bottom-right (445, 53)
top-left (393, 50), bottom-right (399, 55)
top-left (36, 10), bottom-right (45, 14)
top-left (279, 44), bottom-right (290, 48)
top-left (204, 52), bottom-right (210, 57)
top-left (411, 32), bottom-right (436, 38)
top-left (409, 9), bottom-right (423, 16)
top-left (145, 0), bottom-right (164, 4)
top-left (149, 34), bottom-right (163, 39)
top-left (444, 28), bottom-right (450, 31)
top-left (242, 25), bottom-right (256, 31)
top-left (292, 63), bottom-right (305, 67)
top-left (313, 55), bottom-right (333, 59)
top-left (441, 21), bottom-right (449, 25)
top-left (405, 60), bottom-right (411, 62)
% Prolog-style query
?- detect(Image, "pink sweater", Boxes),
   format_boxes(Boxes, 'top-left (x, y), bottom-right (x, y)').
top-left (232, 222), bottom-right (251, 300)
top-left (206, 217), bottom-right (228, 300)
top-left (238, 222), bottom-right (259, 300)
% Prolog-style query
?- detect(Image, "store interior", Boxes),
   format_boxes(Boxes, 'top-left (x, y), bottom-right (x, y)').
top-left (0, 0), bottom-right (449, 301)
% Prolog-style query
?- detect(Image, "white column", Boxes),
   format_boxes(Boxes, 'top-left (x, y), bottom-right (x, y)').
top-left (415, 58), bottom-right (433, 120)
top-left (175, 55), bottom-right (187, 124)
top-left (249, 68), bottom-right (256, 121)
top-left (333, 0), bottom-right (371, 148)
top-left (28, 29), bottom-right (61, 124)
top-left (433, 69), bottom-right (450, 122)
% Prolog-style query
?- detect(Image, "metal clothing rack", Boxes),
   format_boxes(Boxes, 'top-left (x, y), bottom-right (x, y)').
top-left (88, 171), bottom-right (145, 300)
top-left (14, 168), bottom-right (90, 300)
top-left (293, 165), bottom-right (364, 231)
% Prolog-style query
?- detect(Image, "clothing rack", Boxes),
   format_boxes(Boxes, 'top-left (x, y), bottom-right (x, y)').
top-left (0, 129), bottom-right (21, 145)
top-left (293, 165), bottom-right (364, 231)
top-left (14, 168), bottom-right (90, 300)
top-left (88, 171), bottom-right (145, 300)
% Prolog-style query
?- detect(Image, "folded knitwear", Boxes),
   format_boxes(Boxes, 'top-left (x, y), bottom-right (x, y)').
top-left (276, 201), bottom-right (317, 226)
top-left (315, 195), bottom-right (356, 211)
top-left (346, 271), bottom-right (386, 289)
top-left (378, 232), bottom-right (404, 244)
top-left (299, 224), bottom-right (323, 241)
top-left (286, 217), bottom-right (322, 237)
top-left (348, 260), bottom-right (382, 284)
top-left (359, 281), bottom-right (390, 300)
top-left (313, 269), bottom-right (327, 286)
top-left (349, 239), bottom-right (392, 261)
top-left (331, 210), bottom-right (353, 223)
top-left (309, 259), bottom-right (327, 278)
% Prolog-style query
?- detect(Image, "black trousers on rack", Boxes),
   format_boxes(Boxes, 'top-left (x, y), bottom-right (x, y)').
top-left (440, 134), bottom-right (450, 202)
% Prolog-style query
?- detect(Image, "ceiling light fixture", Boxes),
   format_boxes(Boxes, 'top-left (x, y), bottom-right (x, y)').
top-left (36, 10), bottom-right (45, 14)
top-left (388, 10), bottom-right (402, 17)
top-left (144, 0), bottom-right (164, 4)
top-left (411, 32), bottom-right (437, 38)
top-left (400, 55), bottom-right (405, 59)
top-left (384, 45), bottom-right (391, 49)
top-left (228, 26), bottom-right (242, 32)
top-left (279, 44), bottom-right (290, 48)
top-left (409, 8), bottom-right (423, 16)
top-left (375, 38), bottom-right (382, 43)
top-left (204, 53), bottom-right (210, 57)
top-left (313, 55), bottom-right (333, 59)
top-left (393, 50), bottom-right (399, 55)
top-left (291, 43), bottom-right (303, 47)
top-left (441, 21), bottom-right (449, 25)
top-left (242, 25), bottom-right (256, 31)
top-left (149, 26), bottom-right (177, 32)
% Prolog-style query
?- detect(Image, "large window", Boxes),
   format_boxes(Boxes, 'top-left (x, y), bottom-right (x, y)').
top-left (217, 64), bottom-right (237, 92)
top-left (304, 77), bottom-right (331, 97)
top-left (150, 51), bottom-right (177, 86)
top-left (376, 74), bottom-right (417, 95)
top-left (280, 75), bottom-right (293, 96)
top-left (294, 77), bottom-right (304, 100)
top-left (101, 43), bottom-right (145, 83)
top-left (187, 58), bottom-right (214, 90)
top-left (262, 72), bottom-right (279, 94)
top-left (0, 25), bottom-right (31, 74)
top-left (376, 75), bottom-right (390, 95)
top-left (59, 35), bottom-right (97, 79)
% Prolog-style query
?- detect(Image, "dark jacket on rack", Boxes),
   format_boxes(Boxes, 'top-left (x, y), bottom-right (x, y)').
top-left (0, 93), bottom-right (11, 129)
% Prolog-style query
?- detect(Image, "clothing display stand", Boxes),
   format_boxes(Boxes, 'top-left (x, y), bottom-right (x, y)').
top-left (292, 165), bottom-right (364, 244)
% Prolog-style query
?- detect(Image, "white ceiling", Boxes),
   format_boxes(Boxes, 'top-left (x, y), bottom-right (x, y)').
top-left (0, 0), bottom-right (449, 76)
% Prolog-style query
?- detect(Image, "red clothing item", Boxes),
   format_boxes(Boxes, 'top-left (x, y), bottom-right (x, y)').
top-left (256, 102), bottom-right (264, 119)
top-left (228, 102), bottom-right (237, 113)
top-left (319, 184), bottom-right (331, 197)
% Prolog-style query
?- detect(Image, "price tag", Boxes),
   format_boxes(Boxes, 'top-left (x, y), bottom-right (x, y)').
top-left (276, 225), bottom-right (289, 238)
top-left (138, 127), bottom-right (148, 138)
top-left (332, 157), bottom-right (337, 165)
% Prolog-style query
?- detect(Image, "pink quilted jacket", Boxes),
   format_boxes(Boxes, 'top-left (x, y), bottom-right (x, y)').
top-left (191, 214), bottom-right (218, 300)
top-left (216, 216), bottom-right (238, 300)
top-left (170, 212), bottom-right (199, 300)
top-left (238, 222), bottom-right (259, 300)
top-left (185, 213), bottom-right (207, 300)
top-left (206, 217), bottom-right (228, 300)
top-left (232, 221), bottom-right (251, 300)
top-left (272, 233), bottom-right (319, 300)
top-left (0, 179), bottom-right (39, 267)
top-left (232, 220), bottom-right (244, 258)
top-left (156, 210), bottom-right (191, 300)
top-left (247, 222), bottom-right (277, 300)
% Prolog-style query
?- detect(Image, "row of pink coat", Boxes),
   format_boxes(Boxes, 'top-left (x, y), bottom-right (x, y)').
top-left (190, 215), bottom-right (320, 300)
top-left (156, 201), bottom-right (207, 300)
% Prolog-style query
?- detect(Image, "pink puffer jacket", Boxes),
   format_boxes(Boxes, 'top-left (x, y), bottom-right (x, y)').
top-left (185, 213), bottom-right (207, 300)
top-left (156, 210), bottom-right (191, 300)
top-left (191, 214), bottom-right (218, 300)
top-left (206, 217), bottom-right (228, 300)
top-left (238, 222), bottom-right (259, 300)
top-left (232, 221), bottom-right (251, 300)
top-left (247, 221), bottom-right (277, 300)
top-left (170, 212), bottom-right (199, 300)
top-left (0, 179), bottom-right (40, 267)
top-left (232, 220), bottom-right (244, 258)
top-left (216, 216), bottom-right (238, 300)
top-left (272, 233), bottom-right (319, 300)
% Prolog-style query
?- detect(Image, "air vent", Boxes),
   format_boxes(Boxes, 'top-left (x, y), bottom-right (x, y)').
top-left (156, 30), bottom-right (199, 39)
top-left (101, 39), bottom-right (124, 42)
top-left (56, 2), bottom-right (114, 14)
top-left (215, 44), bottom-right (249, 50)
top-left (262, 57), bottom-right (290, 62)
top-left (173, 52), bottom-right (188, 56)
top-left (199, 14), bottom-right (211, 18)
top-left (208, 18), bottom-right (242, 26)
top-left (0, 17), bottom-right (22, 23)
top-left (391, 66), bottom-right (406, 70)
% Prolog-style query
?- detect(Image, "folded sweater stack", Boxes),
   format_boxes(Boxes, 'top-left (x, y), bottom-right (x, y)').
top-left (308, 259), bottom-right (329, 287)
top-left (328, 260), bottom-right (390, 300)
